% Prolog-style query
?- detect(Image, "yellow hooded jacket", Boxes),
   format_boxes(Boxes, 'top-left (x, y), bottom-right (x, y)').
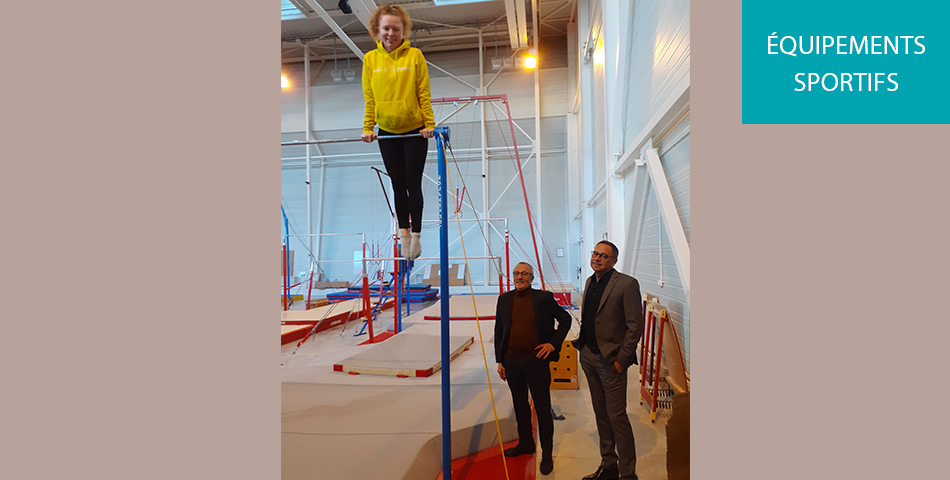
top-left (362, 39), bottom-right (436, 134)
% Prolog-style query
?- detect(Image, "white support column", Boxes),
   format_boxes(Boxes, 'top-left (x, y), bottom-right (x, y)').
top-left (479, 30), bottom-right (490, 286)
top-left (643, 147), bottom-right (690, 298)
top-left (304, 45), bottom-right (314, 270)
top-left (578, 0), bottom-right (595, 280)
top-left (602, 0), bottom-right (625, 259)
top-left (533, 0), bottom-right (543, 256)
top-left (567, 20), bottom-right (581, 290)
top-left (303, 43), bottom-right (328, 273)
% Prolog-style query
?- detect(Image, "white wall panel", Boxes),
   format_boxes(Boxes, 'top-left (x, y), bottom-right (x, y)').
top-left (623, 0), bottom-right (690, 148)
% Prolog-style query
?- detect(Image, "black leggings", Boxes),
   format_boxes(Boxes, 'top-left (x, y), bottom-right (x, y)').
top-left (378, 127), bottom-right (428, 233)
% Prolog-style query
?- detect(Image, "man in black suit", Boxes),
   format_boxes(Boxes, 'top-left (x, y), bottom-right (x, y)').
top-left (576, 241), bottom-right (644, 480)
top-left (495, 262), bottom-right (573, 476)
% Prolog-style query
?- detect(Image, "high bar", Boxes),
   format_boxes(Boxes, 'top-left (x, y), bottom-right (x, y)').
top-left (281, 133), bottom-right (426, 146)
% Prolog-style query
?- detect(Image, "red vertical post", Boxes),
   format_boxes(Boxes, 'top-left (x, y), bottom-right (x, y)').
top-left (305, 270), bottom-right (313, 310)
top-left (650, 312), bottom-right (667, 421)
top-left (639, 307), bottom-right (654, 385)
top-left (362, 241), bottom-right (369, 319)
top-left (503, 96), bottom-right (544, 290)
top-left (505, 229), bottom-right (511, 292)
top-left (393, 233), bottom-right (400, 333)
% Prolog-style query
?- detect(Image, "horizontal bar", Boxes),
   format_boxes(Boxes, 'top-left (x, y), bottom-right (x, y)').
top-left (363, 256), bottom-right (501, 261)
top-left (286, 233), bottom-right (365, 238)
top-left (281, 133), bottom-right (425, 146)
top-left (313, 259), bottom-right (371, 264)
top-left (431, 94), bottom-right (508, 104)
top-left (421, 218), bottom-right (508, 224)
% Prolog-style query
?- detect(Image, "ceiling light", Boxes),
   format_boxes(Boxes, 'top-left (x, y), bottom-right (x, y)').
top-left (523, 48), bottom-right (537, 69)
top-left (281, 75), bottom-right (289, 88)
top-left (523, 54), bottom-right (537, 69)
top-left (344, 69), bottom-right (355, 81)
top-left (331, 70), bottom-right (343, 82)
top-left (491, 57), bottom-right (503, 70)
top-left (503, 57), bottom-right (513, 69)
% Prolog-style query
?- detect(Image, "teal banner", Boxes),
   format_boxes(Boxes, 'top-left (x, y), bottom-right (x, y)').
top-left (742, 1), bottom-right (949, 124)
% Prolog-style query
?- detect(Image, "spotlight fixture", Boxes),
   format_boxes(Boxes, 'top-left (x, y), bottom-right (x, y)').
top-left (338, 0), bottom-right (352, 14)
top-left (491, 22), bottom-right (502, 70)
top-left (331, 37), bottom-right (343, 82)
top-left (344, 51), bottom-right (355, 82)
top-left (281, 75), bottom-right (289, 88)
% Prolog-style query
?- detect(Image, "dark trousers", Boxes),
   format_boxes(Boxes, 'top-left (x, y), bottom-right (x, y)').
top-left (504, 353), bottom-right (553, 454)
top-left (378, 127), bottom-right (428, 233)
top-left (579, 346), bottom-right (638, 480)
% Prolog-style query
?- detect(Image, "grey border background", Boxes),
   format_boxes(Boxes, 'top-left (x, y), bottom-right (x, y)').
top-left (694, 1), bottom-right (949, 478)
top-left (3, 1), bottom-right (948, 478)
top-left (3, 1), bottom-right (278, 478)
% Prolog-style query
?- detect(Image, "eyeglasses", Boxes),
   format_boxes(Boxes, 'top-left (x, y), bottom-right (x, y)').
top-left (591, 251), bottom-right (614, 260)
top-left (512, 271), bottom-right (533, 277)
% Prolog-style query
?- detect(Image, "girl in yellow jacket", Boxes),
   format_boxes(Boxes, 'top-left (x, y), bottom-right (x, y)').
top-left (361, 4), bottom-right (435, 261)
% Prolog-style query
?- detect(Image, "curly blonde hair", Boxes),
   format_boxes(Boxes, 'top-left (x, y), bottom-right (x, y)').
top-left (368, 4), bottom-right (412, 41)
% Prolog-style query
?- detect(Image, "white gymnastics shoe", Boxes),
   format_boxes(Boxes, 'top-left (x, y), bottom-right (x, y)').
top-left (408, 233), bottom-right (422, 261)
top-left (399, 233), bottom-right (411, 258)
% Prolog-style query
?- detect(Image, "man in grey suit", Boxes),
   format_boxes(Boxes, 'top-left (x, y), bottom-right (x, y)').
top-left (575, 240), bottom-right (643, 480)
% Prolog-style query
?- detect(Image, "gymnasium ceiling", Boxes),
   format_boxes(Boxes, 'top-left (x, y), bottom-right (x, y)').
top-left (281, 0), bottom-right (576, 63)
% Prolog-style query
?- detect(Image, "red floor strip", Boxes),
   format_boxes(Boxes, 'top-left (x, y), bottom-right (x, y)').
top-left (437, 439), bottom-right (535, 480)
top-left (357, 330), bottom-right (396, 346)
top-left (438, 403), bottom-right (538, 480)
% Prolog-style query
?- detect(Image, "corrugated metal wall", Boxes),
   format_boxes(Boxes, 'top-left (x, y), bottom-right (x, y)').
top-left (583, 0), bottom-right (690, 372)
top-left (623, 0), bottom-right (690, 145)
top-left (626, 0), bottom-right (690, 373)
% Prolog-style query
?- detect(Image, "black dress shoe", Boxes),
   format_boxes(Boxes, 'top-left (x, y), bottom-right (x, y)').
top-left (582, 466), bottom-right (619, 480)
top-left (539, 455), bottom-right (553, 475)
top-left (503, 443), bottom-right (536, 457)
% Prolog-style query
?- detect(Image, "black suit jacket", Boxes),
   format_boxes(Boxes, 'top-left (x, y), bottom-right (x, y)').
top-left (494, 288), bottom-right (573, 364)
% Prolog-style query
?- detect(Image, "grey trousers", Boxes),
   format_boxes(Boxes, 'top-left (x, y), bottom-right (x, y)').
top-left (579, 346), bottom-right (638, 480)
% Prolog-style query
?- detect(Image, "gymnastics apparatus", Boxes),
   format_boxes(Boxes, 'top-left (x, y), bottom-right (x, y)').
top-left (281, 95), bottom-right (579, 480)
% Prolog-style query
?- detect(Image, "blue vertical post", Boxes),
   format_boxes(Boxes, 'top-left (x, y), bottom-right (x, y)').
top-left (435, 125), bottom-right (451, 480)
top-left (281, 206), bottom-right (290, 308)
top-left (395, 267), bottom-right (402, 333)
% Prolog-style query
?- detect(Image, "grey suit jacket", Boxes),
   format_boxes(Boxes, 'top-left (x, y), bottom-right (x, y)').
top-left (578, 270), bottom-right (643, 368)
